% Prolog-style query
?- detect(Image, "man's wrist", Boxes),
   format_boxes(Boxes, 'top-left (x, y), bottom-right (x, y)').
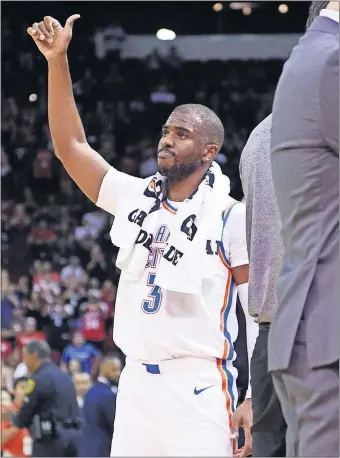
top-left (47, 52), bottom-right (68, 64)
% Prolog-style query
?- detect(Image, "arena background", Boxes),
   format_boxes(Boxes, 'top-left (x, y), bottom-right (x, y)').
top-left (2, 0), bottom-right (309, 453)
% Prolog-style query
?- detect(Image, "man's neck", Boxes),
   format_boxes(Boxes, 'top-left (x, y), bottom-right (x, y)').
top-left (167, 167), bottom-right (208, 202)
top-left (327, 2), bottom-right (339, 13)
top-left (32, 359), bottom-right (49, 373)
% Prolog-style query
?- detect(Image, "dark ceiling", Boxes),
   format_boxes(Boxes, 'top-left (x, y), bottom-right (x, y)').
top-left (2, 1), bottom-right (310, 35)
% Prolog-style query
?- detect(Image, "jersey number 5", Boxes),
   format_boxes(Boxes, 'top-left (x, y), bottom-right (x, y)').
top-left (142, 273), bottom-right (162, 314)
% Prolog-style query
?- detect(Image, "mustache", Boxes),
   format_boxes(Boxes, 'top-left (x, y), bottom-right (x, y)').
top-left (158, 148), bottom-right (176, 156)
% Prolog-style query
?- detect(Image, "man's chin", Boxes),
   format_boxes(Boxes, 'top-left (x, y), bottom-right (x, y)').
top-left (158, 166), bottom-right (171, 177)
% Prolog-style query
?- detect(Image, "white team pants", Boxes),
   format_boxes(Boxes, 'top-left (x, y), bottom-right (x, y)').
top-left (111, 356), bottom-right (238, 456)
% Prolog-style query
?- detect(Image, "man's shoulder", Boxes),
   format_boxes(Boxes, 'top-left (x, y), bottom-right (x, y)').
top-left (222, 198), bottom-right (245, 224)
top-left (240, 115), bottom-right (272, 165)
top-left (85, 381), bottom-right (113, 399)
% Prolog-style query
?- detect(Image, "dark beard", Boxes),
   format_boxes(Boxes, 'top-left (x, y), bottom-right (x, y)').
top-left (158, 159), bottom-right (201, 184)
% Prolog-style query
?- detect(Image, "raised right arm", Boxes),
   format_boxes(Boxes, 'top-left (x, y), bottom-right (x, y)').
top-left (48, 54), bottom-right (110, 202)
top-left (27, 15), bottom-right (140, 211)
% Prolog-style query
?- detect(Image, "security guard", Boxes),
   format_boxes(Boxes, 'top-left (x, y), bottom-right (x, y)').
top-left (12, 340), bottom-right (82, 457)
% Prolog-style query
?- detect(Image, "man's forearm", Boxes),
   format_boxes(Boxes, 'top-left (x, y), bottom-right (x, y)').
top-left (48, 54), bottom-right (87, 158)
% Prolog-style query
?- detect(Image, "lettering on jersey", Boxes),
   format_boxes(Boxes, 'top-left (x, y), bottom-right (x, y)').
top-left (146, 225), bottom-right (169, 269)
top-left (135, 229), bottom-right (153, 251)
top-left (128, 209), bottom-right (148, 227)
top-left (143, 177), bottom-right (163, 199)
top-left (206, 240), bottom-right (221, 256)
top-left (163, 245), bottom-right (184, 266)
top-left (180, 214), bottom-right (198, 241)
top-left (155, 224), bottom-right (170, 243)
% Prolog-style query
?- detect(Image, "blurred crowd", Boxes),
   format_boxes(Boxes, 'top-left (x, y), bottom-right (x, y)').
top-left (2, 15), bottom-right (284, 456)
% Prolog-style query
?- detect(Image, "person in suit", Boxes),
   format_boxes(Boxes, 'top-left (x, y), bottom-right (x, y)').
top-left (78, 357), bottom-right (122, 457)
top-left (238, 6), bottom-right (329, 456)
top-left (72, 372), bottom-right (92, 412)
top-left (269, 1), bottom-right (339, 456)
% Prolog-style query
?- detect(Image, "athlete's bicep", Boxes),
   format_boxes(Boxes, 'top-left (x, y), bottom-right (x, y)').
top-left (96, 167), bottom-right (142, 216)
top-left (223, 202), bottom-right (249, 269)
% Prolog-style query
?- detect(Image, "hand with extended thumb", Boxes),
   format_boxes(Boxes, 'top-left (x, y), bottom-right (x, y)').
top-left (27, 14), bottom-right (80, 60)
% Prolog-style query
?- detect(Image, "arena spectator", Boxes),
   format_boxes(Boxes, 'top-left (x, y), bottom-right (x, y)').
top-left (1, 148), bottom-right (14, 201)
top-left (60, 256), bottom-right (86, 286)
top-left (14, 317), bottom-right (47, 363)
top-left (73, 372), bottom-right (92, 410)
top-left (60, 331), bottom-right (100, 375)
top-left (23, 187), bottom-right (39, 214)
top-left (13, 361), bottom-right (29, 380)
top-left (28, 219), bottom-right (57, 257)
top-left (1, 388), bottom-right (32, 457)
top-left (1, 343), bottom-right (14, 391)
top-left (101, 280), bottom-right (117, 319)
top-left (1, 270), bottom-right (21, 339)
top-left (80, 290), bottom-right (108, 352)
top-left (33, 261), bottom-right (61, 287)
top-left (11, 377), bottom-right (28, 413)
top-left (68, 359), bottom-right (82, 377)
top-left (14, 276), bottom-right (31, 303)
top-left (93, 22), bottom-right (126, 61)
top-left (86, 244), bottom-right (108, 283)
top-left (79, 357), bottom-right (121, 457)
top-left (82, 209), bottom-right (107, 237)
top-left (9, 204), bottom-right (30, 229)
top-left (44, 300), bottom-right (71, 364)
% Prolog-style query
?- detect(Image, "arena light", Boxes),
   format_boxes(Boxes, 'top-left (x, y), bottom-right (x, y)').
top-left (230, 2), bottom-right (253, 10)
top-left (278, 4), bottom-right (289, 14)
top-left (213, 3), bottom-right (223, 12)
top-left (242, 6), bottom-right (252, 15)
top-left (230, 2), bottom-right (244, 10)
top-left (29, 93), bottom-right (38, 102)
top-left (156, 28), bottom-right (176, 41)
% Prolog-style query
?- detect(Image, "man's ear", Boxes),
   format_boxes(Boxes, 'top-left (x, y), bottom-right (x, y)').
top-left (202, 144), bottom-right (219, 163)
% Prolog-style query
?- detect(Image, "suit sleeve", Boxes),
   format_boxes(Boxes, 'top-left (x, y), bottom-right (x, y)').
top-left (96, 167), bottom-right (142, 216)
top-left (319, 48), bottom-right (339, 155)
top-left (100, 393), bottom-right (116, 434)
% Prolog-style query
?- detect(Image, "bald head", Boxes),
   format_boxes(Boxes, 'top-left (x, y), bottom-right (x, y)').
top-left (100, 357), bottom-right (122, 384)
top-left (172, 104), bottom-right (225, 152)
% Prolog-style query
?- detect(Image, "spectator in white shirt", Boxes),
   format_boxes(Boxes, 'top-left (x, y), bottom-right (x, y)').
top-left (60, 256), bottom-right (85, 286)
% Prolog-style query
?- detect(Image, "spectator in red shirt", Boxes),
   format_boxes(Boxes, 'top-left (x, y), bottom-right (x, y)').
top-left (1, 388), bottom-right (32, 457)
top-left (33, 261), bottom-right (61, 287)
top-left (101, 280), bottom-right (117, 318)
top-left (15, 317), bottom-right (47, 363)
top-left (28, 220), bottom-right (57, 257)
top-left (1, 340), bottom-right (13, 361)
top-left (81, 290), bottom-right (108, 353)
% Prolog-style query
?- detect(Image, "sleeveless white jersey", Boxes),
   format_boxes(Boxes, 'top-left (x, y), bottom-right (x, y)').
top-left (97, 168), bottom-right (248, 363)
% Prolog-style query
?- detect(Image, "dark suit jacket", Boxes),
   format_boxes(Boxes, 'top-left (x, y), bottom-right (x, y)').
top-left (269, 15), bottom-right (339, 371)
top-left (79, 381), bottom-right (117, 457)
